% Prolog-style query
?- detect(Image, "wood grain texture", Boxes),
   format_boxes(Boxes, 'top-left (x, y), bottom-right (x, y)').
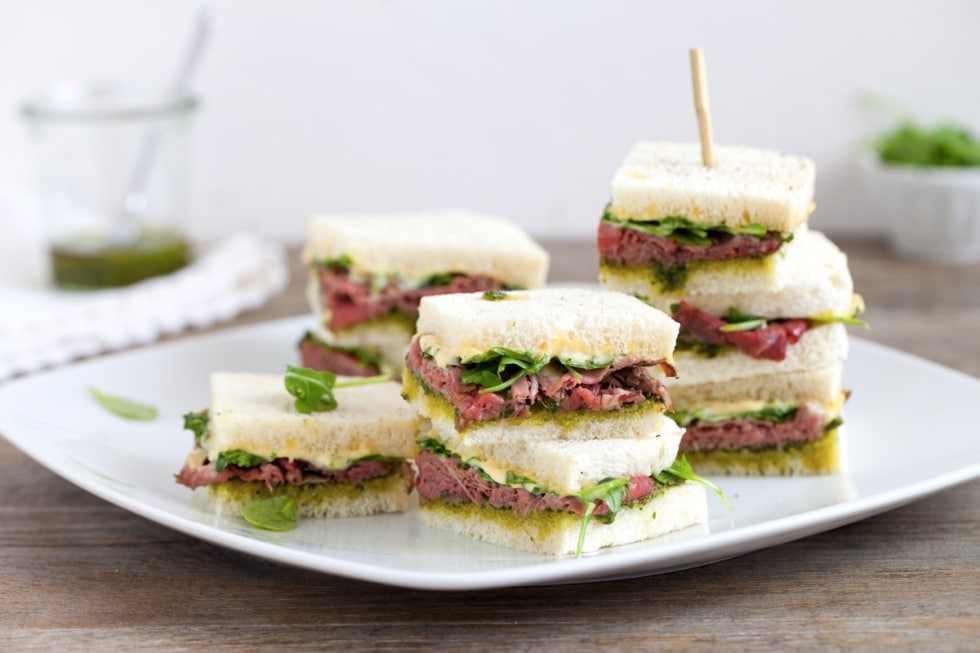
top-left (2, 237), bottom-right (978, 652)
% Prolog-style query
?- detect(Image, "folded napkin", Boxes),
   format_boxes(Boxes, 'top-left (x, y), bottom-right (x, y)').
top-left (0, 233), bottom-right (290, 382)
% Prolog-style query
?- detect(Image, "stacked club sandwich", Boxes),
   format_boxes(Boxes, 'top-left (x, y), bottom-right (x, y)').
top-left (401, 287), bottom-right (714, 556)
top-left (598, 142), bottom-right (864, 475)
top-left (175, 372), bottom-right (419, 518)
top-left (301, 211), bottom-right (549, 377)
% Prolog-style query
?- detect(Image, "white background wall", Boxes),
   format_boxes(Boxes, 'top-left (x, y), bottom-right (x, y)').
top-left (1, 0), bottom-right (978, 244)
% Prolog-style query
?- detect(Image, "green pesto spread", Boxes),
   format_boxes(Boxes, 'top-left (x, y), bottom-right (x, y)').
top-left (599, 256), bottom-right (778, 295)
top-left (684, 428), bottom-right (842, 475)
top-left (51, 229), bottom-right (190, 289)
top-left (208, 471), bottom-right (409, 509)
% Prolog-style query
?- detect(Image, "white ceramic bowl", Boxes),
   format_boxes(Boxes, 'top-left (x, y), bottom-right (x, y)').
top-left (861, 156), bottom-right (980, 264)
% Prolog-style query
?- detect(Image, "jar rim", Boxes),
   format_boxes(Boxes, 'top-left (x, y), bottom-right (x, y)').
top-left (21, 80), bottom-right (198, 122)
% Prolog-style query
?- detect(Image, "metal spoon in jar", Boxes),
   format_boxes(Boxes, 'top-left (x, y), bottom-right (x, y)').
top-left (113, 8), bottom-right (212, 246)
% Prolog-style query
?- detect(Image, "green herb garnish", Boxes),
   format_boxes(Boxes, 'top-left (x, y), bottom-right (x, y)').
top-left (420, 272), bottom-right (463, 287)
top-left (460, 347), bottom-right (549, 394)
top-left (654, 456), bottom-right (730, 509)
top-left (505, 470), bottom-right (548, 495)
top-left (183, 411), bottom-right (209, 447)
top-left (482, 289), bottom-right (508, 301)
top-left (823, 416), bottom-right (844, 432)
top-left (316, 254), bottom-right (353, 270)
top-left (668, 403), bottom-right (798, 428)
top-left (284, 364), bottom-right (391, 414)
top-left (876, 122), bottom-right (980, 167)
top-left (214, 449), bottom-right (268, 472)
top-left (88, 386), bottom-right (158, 421)
top-left (240, 495), bottom-right (298, 532)
top-left (603, 210), bottom-right (769, 247)
top-left (575, 477), bottom-right (630, 556)
top-left (717, 307), bottom-right (767, 332)
top-left (417, 437), bottom-right (454, 458)
top-left (812, 315), bottom-right (869, 328)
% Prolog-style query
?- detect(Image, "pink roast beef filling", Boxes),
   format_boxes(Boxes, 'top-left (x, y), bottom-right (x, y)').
top-left (672, 300), bottom-right (809, 362)
top-left (316, 267), bottom-right (509, 332)
top-left (175, 452), bottom-right (411, 490)
top-left (406, 338), bottom-right (674, 431)
top-left (415, 450), bottom-right (658, 517)
top-left (298, 334), bottom-right (381, 377)
top-left (679, 404), bottom-right (827, 452)
top-left (597, 220), bottom-right (785, 267)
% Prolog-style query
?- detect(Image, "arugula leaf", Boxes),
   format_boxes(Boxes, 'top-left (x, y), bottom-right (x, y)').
top-left (183, 411), bottom-right (209, 447)
top-left (505, 470), bottom-right (548, 495)
top-left (240, 495), bottom-right (298, 531)
top-left (824, 416), bottom-right (844, 432)
top-left (419, 272), bottom-right (463, 288)
top-left (557, 355), bottom-right (614, 371)
top-left (315, 254), bottom-right (353, 270)
top-left (811, 315), bottom-right (870, 328)
top-left (417, 437), bottom-right (454, 458)
top-left (654, 456), bottom-right (731, 509)
top-left (603, 210), bottom-right (770, 246)
top-left (719, 318), bottom-right (767, 332)
top-left (88, 387), bottom-right (158, 421)
top-left (575, 477), bottom-right (630, 557)
top-left (285, 365), bottom-right (339, 413)
top-left (717, 307), bottom-right (767, 332)
top-left (668, 403), bottom-right (798, 427)
top-left (214, 449), bottom-right (268, 472)
top-left (460, 348), bottom-right (549, 394)
top-left (284, 364), bottom-right (390, 414)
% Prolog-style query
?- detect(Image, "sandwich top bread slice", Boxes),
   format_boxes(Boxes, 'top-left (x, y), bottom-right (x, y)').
top-left (402, 287), bottom-right (680, 442)
top-left (303, 211), bottom-right (549, 288)
top-left (302, 211), bottom-right (549, 376)
top-left (175, 372), bottom-right (419, 518)
top-left (599, 141), bottom-right (816, 294)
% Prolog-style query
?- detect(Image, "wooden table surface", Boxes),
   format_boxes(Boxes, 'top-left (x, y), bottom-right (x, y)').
top-left (2, 238), bottom-right (978, 651)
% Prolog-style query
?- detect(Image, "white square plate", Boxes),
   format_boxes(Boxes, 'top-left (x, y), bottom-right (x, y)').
top-left (1, 316), bottom-right (978, 590)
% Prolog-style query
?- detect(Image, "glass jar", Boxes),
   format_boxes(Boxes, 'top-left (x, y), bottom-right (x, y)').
top-left (22, 81), bottom-right (198, 289)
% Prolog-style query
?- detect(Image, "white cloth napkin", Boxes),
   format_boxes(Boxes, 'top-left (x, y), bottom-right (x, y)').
top-left (0, 233), bottom-right (290, 382)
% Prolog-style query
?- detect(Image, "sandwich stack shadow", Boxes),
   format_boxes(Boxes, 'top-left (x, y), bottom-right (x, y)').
top-left (597, 142), bottom-right (865, 475)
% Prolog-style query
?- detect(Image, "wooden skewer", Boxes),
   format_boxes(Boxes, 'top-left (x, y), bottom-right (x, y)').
top-left (689, 47), bottom-right (715, 168)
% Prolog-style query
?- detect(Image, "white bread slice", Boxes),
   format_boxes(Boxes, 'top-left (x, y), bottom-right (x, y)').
top-left (608, 142), bottom-right (815, 232)
top-left (207, 472), bottom-right (414, 518)
top-left (665, 323), bottom-right (848, 387)
top-left (417, 411), bottom-right (684, 495)
top-left (630, 230), bottom-right (856, 318)
top-left (667, 362), bottom-right (844, 407)
top-left (448, 431), bottom-right (682, 496)
top-left (207, 372), bottom-right (419, 471)
top-left (415, 287), bottom-right (678, 368)
top-left (303, 211), bottom-right (549, 288)
top-left (420, 481), bottom-right (707, 556)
